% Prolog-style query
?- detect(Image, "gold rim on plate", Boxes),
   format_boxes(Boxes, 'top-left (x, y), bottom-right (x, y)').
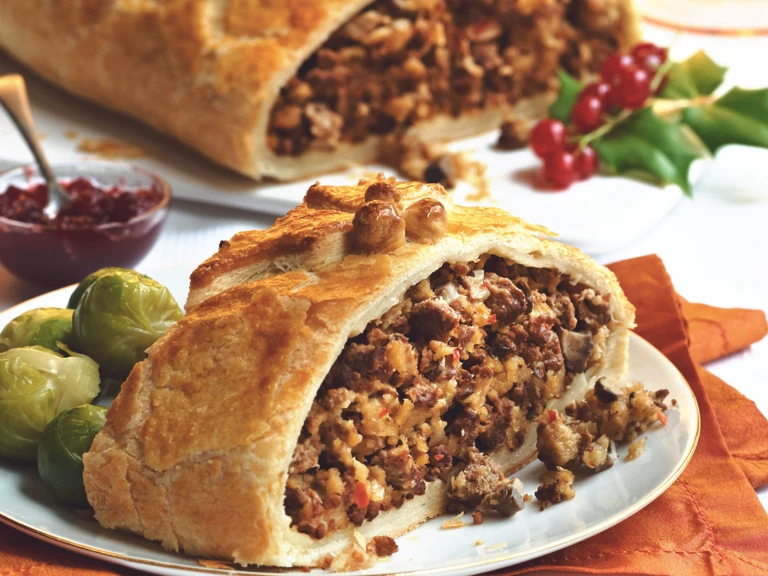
top-left (642, 14), bottom-right (768, 37)
top-left (0, 334), bottom-right (701, 576)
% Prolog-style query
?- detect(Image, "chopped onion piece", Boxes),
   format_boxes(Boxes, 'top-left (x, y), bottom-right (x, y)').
top-left (436, 282), bottom-right (460, 302)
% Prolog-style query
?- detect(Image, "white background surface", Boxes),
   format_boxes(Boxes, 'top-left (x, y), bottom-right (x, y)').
top-left (0, 15), bottom-right (766, 526)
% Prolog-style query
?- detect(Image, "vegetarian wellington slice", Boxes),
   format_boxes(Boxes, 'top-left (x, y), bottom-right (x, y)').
top-left (0, 0), bottom-right (638, 180)
top-left (83, 179), bottom-right (634, 567)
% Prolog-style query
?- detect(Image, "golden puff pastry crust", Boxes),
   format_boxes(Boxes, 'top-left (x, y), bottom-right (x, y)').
top-left (0, 1), bottom-right (639, 181)
top-left (83, 180), bottom-right (635, 566)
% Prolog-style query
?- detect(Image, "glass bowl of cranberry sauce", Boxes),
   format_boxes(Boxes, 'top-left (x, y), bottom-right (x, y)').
top-left (0, 161), bottom-right (171, 286)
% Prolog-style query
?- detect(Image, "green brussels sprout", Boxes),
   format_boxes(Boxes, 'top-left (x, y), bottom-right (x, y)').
top-left (0, 308), bottom-right (74, 353)
top-left (0, 347), bottom-right (100, 461)
top-left (67, 267), bottom-right (148, 310)
top-left (73, 270), bottom-right (183, 376)
top-left (38, 404), bottom-right (106, 507)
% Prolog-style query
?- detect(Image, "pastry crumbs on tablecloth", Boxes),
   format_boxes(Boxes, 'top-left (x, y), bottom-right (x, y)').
top-left (460, 156), bottom-right (491, 203)
top-left (386, 134), bottom-right (491, 201)
top-left (486, 542), bottom-right (508, 551)
top-left (64, 130), bottom-right (78, 140)
top-left (348, 169), bottom-right (396, 184)
top-left (627, 437), bottom-right (647, 461)
top-left (442, 511), bottom-right (467, 529)
top-left (356, 172), bottom-right (397, 187)
top-left (472, 511), bottom-right (484, 525)
top-left (474, 540), bottom-right (485, 546)
top-left (496, 118), bottom-right (530, 150)
top-left (78, 138), bottom-right (147, 159)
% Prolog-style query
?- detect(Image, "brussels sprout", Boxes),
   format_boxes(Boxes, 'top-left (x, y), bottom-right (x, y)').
top-left (38, 405), bottom-right (106, 507)
top-left (0, 347), bottom-right (100, 461)
top-left (0, 308), bottom-right (74, 353)
top-left (67, 267), bottom-right (147, 309)
top-left (73, 270), bottom-right (183, 376)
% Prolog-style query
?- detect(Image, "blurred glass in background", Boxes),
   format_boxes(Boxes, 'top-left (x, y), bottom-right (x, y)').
top-left (636, 0), bottom-right (768, 35)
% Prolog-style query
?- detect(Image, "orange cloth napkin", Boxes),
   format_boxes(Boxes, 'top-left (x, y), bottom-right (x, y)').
top-left (1, 254), bottom-right (767, 576)
top-left (680, 297), bottom-right (768, 366)
top-left (502, 254), bottom-right (768, 575)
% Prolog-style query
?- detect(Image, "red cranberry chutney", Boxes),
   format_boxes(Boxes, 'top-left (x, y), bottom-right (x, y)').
top-left (0, 178), bottom-right (163, 227)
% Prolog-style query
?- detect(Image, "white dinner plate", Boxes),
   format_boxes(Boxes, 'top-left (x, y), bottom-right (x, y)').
top-left (0, 265), bottom-right (700, 576)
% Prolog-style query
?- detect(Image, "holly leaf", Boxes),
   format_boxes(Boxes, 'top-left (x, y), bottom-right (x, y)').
top-left (548, 70), bottom-right (583, 124)
top-left (593, 108), bottom-right (703, 195)
top-left (682, 87), bottom-right (768, 152)
top-left (660, 51), bottom-right (727, 99)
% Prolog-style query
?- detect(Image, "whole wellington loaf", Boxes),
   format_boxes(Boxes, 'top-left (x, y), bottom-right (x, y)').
top-left (82, 179), bottom-right (635, 567)
top-left (0, 0), bottom-right (638, 180)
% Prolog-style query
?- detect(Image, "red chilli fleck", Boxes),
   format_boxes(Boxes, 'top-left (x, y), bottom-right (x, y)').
top-left (353, 482), bottom-right (370, 508)
top-left (452, 349), bottom-right (461, 364)
top-left (657, 410), bottom-right (667, 426)
top-left (487, 314), bottom-right (497, 325)
top-left (378, 407), bottom-right (390, 418)
top-left (547, 409), bottom-right (558, 422)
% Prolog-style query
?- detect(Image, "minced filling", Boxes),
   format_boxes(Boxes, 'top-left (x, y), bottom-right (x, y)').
top-left (268, 0), bottom-right (625, 156)
top-left (285, 255), bottom-right (612, 538)
top-left (534, 382), bottom-right (670, 509)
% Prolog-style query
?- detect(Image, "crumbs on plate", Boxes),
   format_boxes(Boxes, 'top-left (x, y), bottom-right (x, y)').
top-left (441, 511), bottom-right (467, 529)
top-left (198, 559), bottom-right (235, 569)
top-left (627, 437), bottom-right (647, 461)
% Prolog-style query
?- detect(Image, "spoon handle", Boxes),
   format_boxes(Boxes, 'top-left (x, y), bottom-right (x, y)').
top-left (0, 74), bottom-right (66, 200)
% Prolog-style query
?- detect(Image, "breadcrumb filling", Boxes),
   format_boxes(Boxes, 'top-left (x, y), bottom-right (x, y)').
top-left (284, 254), bottom-right (613, 538)
top-left (268, 0), bottom-right (626, 156)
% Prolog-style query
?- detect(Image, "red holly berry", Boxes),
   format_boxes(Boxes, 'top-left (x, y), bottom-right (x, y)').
top-left (600, 54), bottom-right (635, 84)
top-left (571, 95), bottom-right (604, 133)
top-left (574, 146), bottom-right (599, 180)
top-left (609, 65), bottom-right (651, 109)
top-left (530, 119), bottom-right (567, 158)
top-left (580, 82), bottom-right (612, 107)
top-left (631, 42), bottom-right (667, 74)
top-left (543, 150), bottom-right (576, 189)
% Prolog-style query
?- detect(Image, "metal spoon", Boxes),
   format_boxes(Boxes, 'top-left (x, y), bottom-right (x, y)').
top-left (0, 74), bottom-right (70, 211)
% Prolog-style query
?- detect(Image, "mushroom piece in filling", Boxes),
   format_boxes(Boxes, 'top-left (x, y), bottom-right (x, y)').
top-left (284, 255), bottom-right (612, 538)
